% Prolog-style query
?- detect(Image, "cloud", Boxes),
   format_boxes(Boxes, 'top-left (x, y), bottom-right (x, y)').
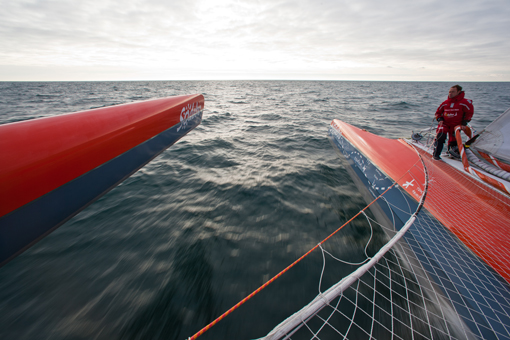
top-left (1, 0), bottom-right (509, 80)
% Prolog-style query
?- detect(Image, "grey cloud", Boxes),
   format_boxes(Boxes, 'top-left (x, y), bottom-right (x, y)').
top-left (1, 0), bottom-right (509, 80)
top-left (1, 0), bottom-right (200, 45)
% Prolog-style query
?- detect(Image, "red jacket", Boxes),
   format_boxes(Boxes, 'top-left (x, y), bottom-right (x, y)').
top-left (435, 91), bottom-right (474, 126)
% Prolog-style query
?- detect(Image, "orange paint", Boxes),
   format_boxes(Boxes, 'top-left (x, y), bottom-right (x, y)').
top-left (332, 120), bottom-right (510, 284)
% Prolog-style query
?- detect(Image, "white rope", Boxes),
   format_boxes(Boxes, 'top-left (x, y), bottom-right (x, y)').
top-left (466, 148), bottom-right (510, 180)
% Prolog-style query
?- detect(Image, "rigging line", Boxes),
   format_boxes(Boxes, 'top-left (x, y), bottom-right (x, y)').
top-left (320, 247), bottom-right (371, 266)
top-left (319, 244), bottom-right (326, 294)
top-left (188, 155), bottom-right (426, 340)
top-left (313, 295), bottom-right (343, 338)
top-left (380, 196), bottom-right (398, 228)
top-left (394, 248), bottom-right (416, 340)
top-left (369, 266), bottom-right (377, 339)
top-left (415, 119), bottom-right (438, 152)
top-left (343, 279), bottom-right (362, 339)
top-left (395, 237), bottom-right (435, 339)
top-left (318, 210), bottom-right (377, 283)
top-left (361, 211), bottom-right (374, 258)
top-left (380, 196), bottom-right (415, 216)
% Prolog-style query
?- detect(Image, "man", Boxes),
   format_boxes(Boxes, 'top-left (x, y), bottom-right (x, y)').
top-left (433, 85), bottom-right (474, 160)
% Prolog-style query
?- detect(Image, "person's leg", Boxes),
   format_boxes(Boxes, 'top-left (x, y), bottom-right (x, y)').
top-left (433, 125), bottom-right (447, 159)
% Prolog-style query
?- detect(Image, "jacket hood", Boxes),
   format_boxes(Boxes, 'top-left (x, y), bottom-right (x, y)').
top-left (447, 91), bottom-right (465, 103)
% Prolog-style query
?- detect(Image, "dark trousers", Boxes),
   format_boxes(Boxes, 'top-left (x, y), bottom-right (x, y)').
top-left (433, 125), bottom-right (458, 158)
top-left (433, 131), bottom-right (447, 158)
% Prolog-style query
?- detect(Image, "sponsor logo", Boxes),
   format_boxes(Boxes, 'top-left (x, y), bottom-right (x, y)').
top-left (445, 111), bottom-right (458, 117)
top-left (177, 102), bottom-right (202, 132)
top-left (402, 179), bottom-right (415, 188)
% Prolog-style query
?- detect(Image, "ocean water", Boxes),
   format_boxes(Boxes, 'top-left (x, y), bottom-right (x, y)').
top-left (1, 81), bottom-right (509, 340)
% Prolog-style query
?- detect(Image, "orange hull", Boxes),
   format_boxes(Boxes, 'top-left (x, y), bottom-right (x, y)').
top-left (332, 119), bottom-right (510, 284)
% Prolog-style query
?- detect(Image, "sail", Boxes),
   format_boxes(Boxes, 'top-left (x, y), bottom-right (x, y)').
top-left (472, 107), bottom-right (510, 164)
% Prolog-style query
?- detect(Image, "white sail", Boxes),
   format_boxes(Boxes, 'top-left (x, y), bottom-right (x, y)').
top-left (472, 107), bottom-right (510, 164)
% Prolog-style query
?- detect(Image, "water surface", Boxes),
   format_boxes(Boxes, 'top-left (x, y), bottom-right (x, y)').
top-left (1, 81), bottom-right (509, 339)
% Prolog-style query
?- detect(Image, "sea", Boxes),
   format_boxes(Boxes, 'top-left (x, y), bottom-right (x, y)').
top-left (1, 81), bottom-right (509, 340)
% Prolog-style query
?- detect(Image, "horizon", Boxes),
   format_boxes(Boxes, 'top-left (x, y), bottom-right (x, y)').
top-left (2, 79), bottom-right (510, 83)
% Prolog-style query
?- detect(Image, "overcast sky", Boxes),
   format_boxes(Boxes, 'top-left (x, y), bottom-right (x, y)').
top-left (1, 0), bottom-right (509, 81)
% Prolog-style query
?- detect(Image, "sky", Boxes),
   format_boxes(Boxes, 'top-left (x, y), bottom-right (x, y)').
top-left (1, 0), bottom-right (509, 81)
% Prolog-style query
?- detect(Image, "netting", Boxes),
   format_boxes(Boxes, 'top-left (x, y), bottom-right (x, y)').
top-left (413, 129), bottom-right (510, 282)
top-left (260, 140), bottom-right (439, 340)
top-left (259, 129), bottom-right (510, 340)
top-left (188, 123), bottom-right (510, 340)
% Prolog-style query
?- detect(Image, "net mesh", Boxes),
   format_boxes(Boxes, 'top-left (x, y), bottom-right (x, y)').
top-left (413, 131), bottom-right (510, 282)
top-left (260, 131), bottom-right (510, 340)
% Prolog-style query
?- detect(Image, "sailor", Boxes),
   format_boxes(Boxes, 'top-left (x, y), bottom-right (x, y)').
top-left (433, 85), bottom-right (474, 160)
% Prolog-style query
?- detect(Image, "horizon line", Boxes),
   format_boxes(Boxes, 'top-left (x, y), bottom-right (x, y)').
top-left (2, 79), bottom-right (510, 83)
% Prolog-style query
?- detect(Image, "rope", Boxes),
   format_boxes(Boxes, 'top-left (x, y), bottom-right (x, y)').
top-left (187, 157), bottom-right (423, 340)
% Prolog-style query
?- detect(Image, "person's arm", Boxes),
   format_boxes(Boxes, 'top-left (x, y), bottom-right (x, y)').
top-left (435, 102), bottom-right (446, 124)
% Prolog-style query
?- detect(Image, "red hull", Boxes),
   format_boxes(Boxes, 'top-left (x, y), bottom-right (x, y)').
top-left (0, 95), bottom-right (203, 218)
top-left (332, 119), bottom-right (510, 284)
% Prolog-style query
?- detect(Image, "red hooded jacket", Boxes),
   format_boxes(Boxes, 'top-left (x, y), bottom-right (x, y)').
top-left (435, 91), bottom-right (474, 126)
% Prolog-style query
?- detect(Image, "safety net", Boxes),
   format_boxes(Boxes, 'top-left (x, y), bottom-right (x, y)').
top-left (188, 125), bottom-right (510, 340)
top-left (259, 137), bottom-right (510, 340)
